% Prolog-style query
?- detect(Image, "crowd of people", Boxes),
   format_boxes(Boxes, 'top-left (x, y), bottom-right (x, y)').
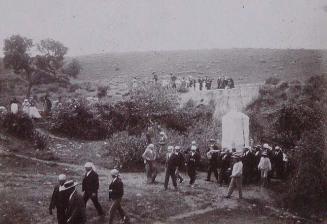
top-left (142, 130), bottom-right (290, 200)
top-left (49, 163), bottom-right (129, 224)
top-left (159, 73), bottom-right (236, 91)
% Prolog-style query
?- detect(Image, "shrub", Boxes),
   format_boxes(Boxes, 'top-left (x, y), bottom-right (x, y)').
top-left (247, 75), bottom-right (327, 215)
top-left (1, 113), bottom-right (34, 139)
top-left (106, 131), bottom-right (147, 170)
top-left (32, 130), bottom-right (48, 150)
top-left (265, 76), bottom-right (280, 85)
top-left (97, 85), bottom-right (109, 98)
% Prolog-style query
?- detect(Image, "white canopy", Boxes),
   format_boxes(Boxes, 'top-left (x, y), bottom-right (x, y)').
top-left (222, 110), bottom-right (249, 151)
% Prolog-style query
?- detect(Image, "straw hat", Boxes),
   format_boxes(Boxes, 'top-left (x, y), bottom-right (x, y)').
top-left (58, 174), bottom-right (66, 181)
top-left (191, 141), bottom-right (196, 145)
top-left (61, 180), bottom-right (78, 191)
top-left (110, 169), bottom-right (119, 177)
top-left (191, 145), bottom-right (197, 151)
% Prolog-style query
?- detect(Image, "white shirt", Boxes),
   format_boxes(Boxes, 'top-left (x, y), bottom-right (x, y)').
top-left (231, 161), bottom-right (243, 177)
top-left (69, 189), bottom-right (76, 200)
top-left (86, 170), bottom-right (92, 177)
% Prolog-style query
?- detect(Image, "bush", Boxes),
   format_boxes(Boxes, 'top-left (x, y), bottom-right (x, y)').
top-left (106, 131), bottom-right (147, 171)
top-left (32, 130), bottom-right (48, 150)
top-left (97, 85), bottom-right (109, 98)
top-left (247, 75), bottom-right (327, 215)
top-left (265, 76), bottom-right (280, 85)
top-left (1, 113), bottom-right (34, 139)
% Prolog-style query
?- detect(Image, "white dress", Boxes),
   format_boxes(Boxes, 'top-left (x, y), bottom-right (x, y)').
top-left (10, 103), bottom-right (18, 114)
top-left (29, 106), bottom-right (42, 119)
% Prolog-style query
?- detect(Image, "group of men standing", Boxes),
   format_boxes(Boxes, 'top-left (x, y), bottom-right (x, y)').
top-left (49, 162), bottom-right (129, 224)
top-left (142, 135), bottom-right (289, 199)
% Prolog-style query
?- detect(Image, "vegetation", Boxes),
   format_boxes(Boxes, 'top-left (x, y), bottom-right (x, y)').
top-left (3, 35), bottom-right (68, 97)
top-left (63, 59), bottom-right (82, 78)
top-left (247, 75), bottom-right (327, 215)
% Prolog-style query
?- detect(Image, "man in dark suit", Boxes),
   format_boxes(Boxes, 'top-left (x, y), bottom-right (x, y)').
top-left (206, 139), bottom-right (220, 182)
top-left (82, 162), bottom-right (104, 216)
top-left (219, 149), bottom-right (232, 186)
top-left (49, 174), bottom-right (68, 224)
top-left (63, 180), bottom-right (86, 224)
top-left (185, 145), bottom-right (201, 187)
top-left (164, 146), bottom-right (179, 190)
top-left (109, 169), bottom-right (129, 224)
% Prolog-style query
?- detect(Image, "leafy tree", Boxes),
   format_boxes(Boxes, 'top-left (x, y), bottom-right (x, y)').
top-left (63, 59), bottom-right (82, 78)
top-left (3, 35), bottom-right (68, 96)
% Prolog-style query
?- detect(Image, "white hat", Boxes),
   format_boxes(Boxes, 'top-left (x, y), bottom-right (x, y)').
top-left (263, 143), bottom-right (271, 149)
top-left (110, 169), bottom-right (119, 177)
top-left (58, 174), bottom-right (66, 181)
top-left (191, 145), bottom-right (197, 151)
top-left (275, 146), bottom-right (281, 150)
top-left (159, 132), bottom-right (165, 135)
top-left (167, 146), bottom-right (174, 150)
top-left (148, 144), bottom-right (154, 148)
top-left (191, 141), bottom-right (196, 145)
top-left (61, 180), bottom-right (79, 191)
top-left (175, 146), bottom-right (181, 150)
top-left (84, 162), bottom-right (93, 168)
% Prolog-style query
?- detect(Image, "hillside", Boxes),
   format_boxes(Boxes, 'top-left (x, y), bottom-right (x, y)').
top-left (77, 48), bottom-right (327, 86)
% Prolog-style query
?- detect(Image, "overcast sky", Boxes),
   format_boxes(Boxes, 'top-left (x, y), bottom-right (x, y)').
top-left (0, 0), bottom-right (326, 56)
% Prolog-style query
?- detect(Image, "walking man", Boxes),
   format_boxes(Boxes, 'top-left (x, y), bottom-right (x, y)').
top-left (109, 169), bottom-right (129, 224)
top-left (164, 146), bottom-right (179, 190)
top-left (49, 174), bottom-right (68, 224)
top-left (82, 162), bottom-right (104, 216)
top-left (175, 146), bottom-right (184, 183)
top-left (225, 153), bottom-right (243, 199)
top-left (258, 151), bottom-right (272, 187)
top-left (206, 140), bottom-right (220, 182)
top-left (142, 144), bottom-right (157, 184)
top-left (185, 145), bottom-right (200, 187)
top-left (63, 180), bottom-right (86, 224)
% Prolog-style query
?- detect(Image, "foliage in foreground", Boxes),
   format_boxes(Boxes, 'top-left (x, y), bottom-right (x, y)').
top-left (246, 75), bottom-right (327, 215)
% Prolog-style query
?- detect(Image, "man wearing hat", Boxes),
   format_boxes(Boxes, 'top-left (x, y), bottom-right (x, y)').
top-left (109, 169), bottom-right (129, 224)
top-left (164, 146), bottom-right (179, 190)
top-left (219, 149), bottom-right (232, 187)
top-left (258, 151), bottom-right (272, 187)
top-left (175, 145), bottom-right (185, 183)
top-left (62, 180), bottom-right (86, 224)
top-left (206, 139), bottom-right (220, 182)
top-left (225, 153), bottom-right (243, 199)
top-left (242, 146), bottom-right (256, 185)
top-left (185, 145), bottom-right (201, 187)
top-left (82, 162), bottom-right (104, 216)
top-left (142, 144), bottom-right (157, 184)
top-left (49, 174), bottom-right (68, 224)
top-left (273, 146), bottom-right (284, 179)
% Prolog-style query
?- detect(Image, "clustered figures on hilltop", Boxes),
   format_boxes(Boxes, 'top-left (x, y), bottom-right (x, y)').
top-left (166, 73), bottom-right (235, 91)
top-left (142, 126), bottom-right (290, 200)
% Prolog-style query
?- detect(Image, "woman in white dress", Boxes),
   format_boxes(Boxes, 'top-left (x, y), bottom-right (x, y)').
top-left (22, 99), bottom-right (30, 115)
top-left (28, 97), bottom-right (42, 119)
top-left (10, 98), bottom-right (19, 114)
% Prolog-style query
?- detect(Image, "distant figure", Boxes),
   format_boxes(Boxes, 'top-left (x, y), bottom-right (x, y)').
top-left (170, 73), bottom-right (177, 88)
top-left (49, 174), bottom-right (68, 224)
top-left (43, 94), bottom-right (52, 116)
top-left (185, 145), bottom-right (200, 187)
top-left (175, 145), bottom-right (184, 183)
top-left (206, 139), bottom-right (220, 182)
top-left (28, 97), bottom-right (42, 119)
top-left (82, 162), bottom-right (104, 216)
top-left (153, 72), bottom-right (158, 84)
top-left (142, 144), bottom-right (157, 184)
top-left (158, 131), bottom-right (168, 152)
top-left (63, 180), bottom-right (86, 224)
top-left (258, 152), bottom-right (272, 187)
top-left (164, 146), bottom-right (179, 190)
top-left (225, 153), bottom-right (243, 199)
top-left (22, 99), bottom-right (31, 115)
top-left (109, 169), bottom-right (129, 224)
top-left (10, 98), bottom-right (19, 114)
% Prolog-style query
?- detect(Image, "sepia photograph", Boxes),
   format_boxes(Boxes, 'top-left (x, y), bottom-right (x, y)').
top-left (0, 0), bottom-right (326, 223)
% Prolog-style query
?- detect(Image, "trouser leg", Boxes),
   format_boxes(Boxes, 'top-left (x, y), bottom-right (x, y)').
top-left (57, 210), bottom-right (66, 224)
top-left (207, 166), bottom-right (212, 180)
top-left (109, 200), bottom-right (119, 224)
top-left (189, 168), bottom-right (196, 185)
top-left (171, 170), bottom-right (177, 188)
top-left (83, 192), bottom-right (90, 205)
top-left (213, 167), bottom-right (219, 181)
top-left (151, 163), bottom-right (157, 183)
top-left (236, 177), bottom-right (243, 199)
top-left (164, 169), bottom-right (170, 189)
top-left (227, 177), bottom-right (236, 197)
top-left (90, 192), bottom-right (104, 215)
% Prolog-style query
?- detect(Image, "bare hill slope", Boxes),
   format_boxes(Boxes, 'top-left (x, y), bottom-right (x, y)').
top-left (77, 48), bottom-right (327, 85)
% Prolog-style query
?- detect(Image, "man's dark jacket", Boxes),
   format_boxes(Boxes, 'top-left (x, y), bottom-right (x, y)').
top-left (66, 191), bottom-right (86, 224)
top-left (82, 170), bottom-right (99, 193)
top-left (109, 177), bottom-right (124, 200)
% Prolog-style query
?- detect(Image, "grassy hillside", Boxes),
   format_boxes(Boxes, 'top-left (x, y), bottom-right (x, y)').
top-left (77, 48), bottom-right (327, 85)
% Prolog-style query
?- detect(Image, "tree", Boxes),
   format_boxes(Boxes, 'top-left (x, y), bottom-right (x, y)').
top-left (63, 59), bottom-right (82, 78)
top-left (3, 35), bottom-right (68, 96)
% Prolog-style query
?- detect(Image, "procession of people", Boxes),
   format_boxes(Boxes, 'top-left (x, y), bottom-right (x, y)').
top-left (49, 163), bottom-right (129, 224)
